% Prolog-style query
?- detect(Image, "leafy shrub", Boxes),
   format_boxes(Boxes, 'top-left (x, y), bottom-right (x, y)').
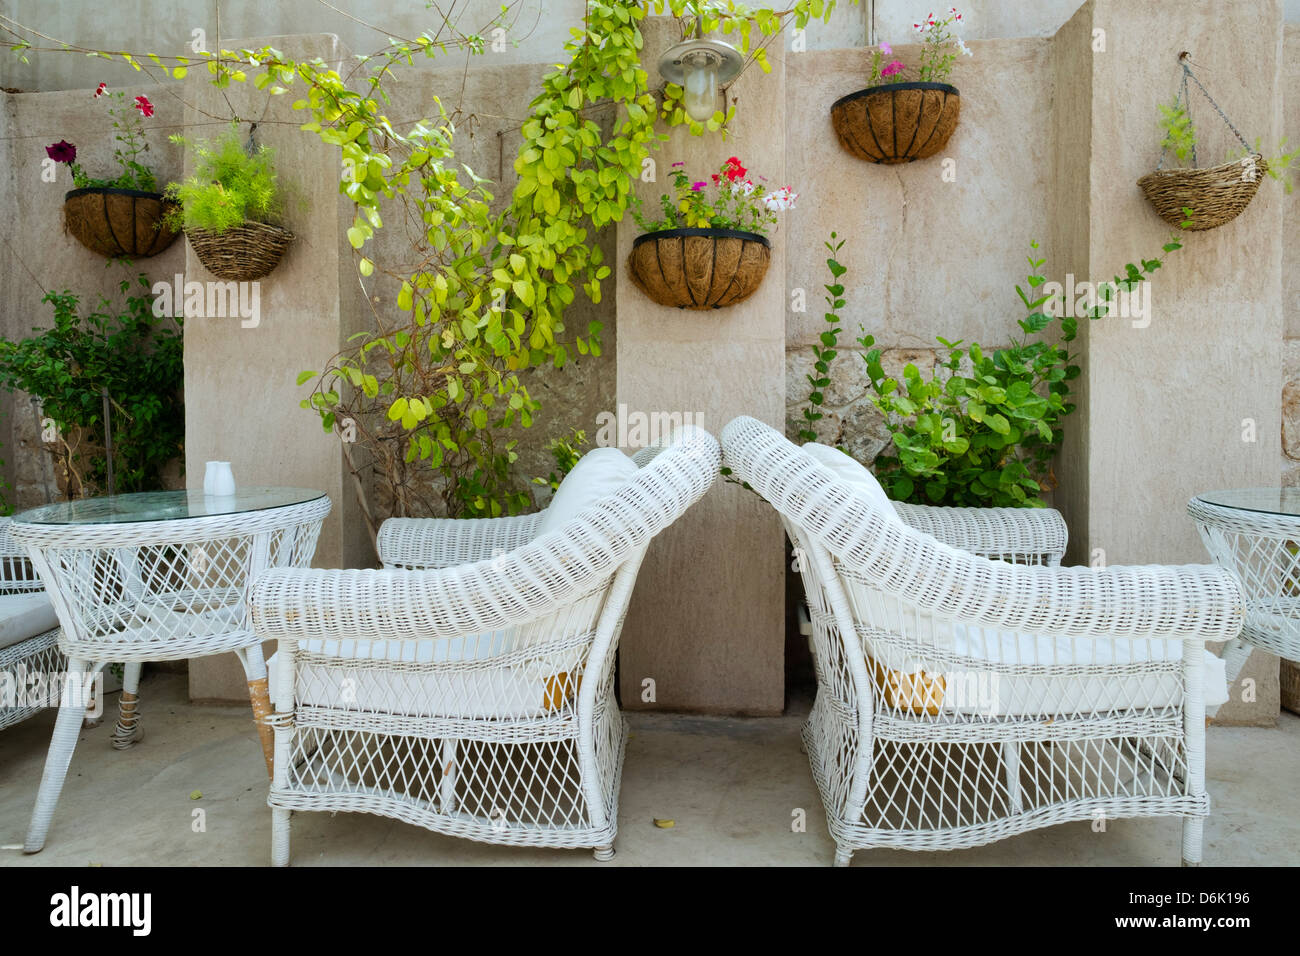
top-left (0, 275), bottom-right (184, 496)
top-left (858, 239), bottom-right (1180, 508)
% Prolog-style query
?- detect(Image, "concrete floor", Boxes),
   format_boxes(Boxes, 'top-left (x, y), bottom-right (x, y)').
top-left (1, 672), bottom-right (1297, 866)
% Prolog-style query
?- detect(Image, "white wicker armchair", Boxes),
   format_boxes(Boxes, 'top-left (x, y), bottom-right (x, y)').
top-left (0, 517), bottom-right (64, 731)
top-left (250, 425), bottom-right (720, 864)
top-left (722, 416), bottom-right (1242, 866)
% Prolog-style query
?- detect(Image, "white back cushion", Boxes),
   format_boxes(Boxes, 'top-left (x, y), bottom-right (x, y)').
top-left (536, 447), bottom-right (637, 538)
top-left (803, 442), bottom-right (899, 524)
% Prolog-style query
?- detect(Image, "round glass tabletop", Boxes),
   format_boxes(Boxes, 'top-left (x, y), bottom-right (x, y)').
top-left (1194, 487), bottom-right (1300, 518)
top-left (12, 487), bottom-right (327, 526)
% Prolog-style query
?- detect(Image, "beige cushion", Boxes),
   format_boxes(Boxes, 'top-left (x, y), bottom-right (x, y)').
top-left (0, 593), bottom-right (59, 651)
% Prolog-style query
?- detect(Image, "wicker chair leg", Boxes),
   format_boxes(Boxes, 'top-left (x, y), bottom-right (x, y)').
top-left (833, 847), bottom-right (853, 867)
top-left (1002, 741), bottom-right (1023, 814)
top-left (111, 662), bottom-right (144, 750)
top-left (593, 844), bottom-right (615, 862)
top-left (1181, 817), bottom-right (1203, 867)
top-left (271, 808), bottom-right (291, 866)
top-left (24, 682), bottom-right (91, 853)
top-left (439, 738), bottom-right (458, 814)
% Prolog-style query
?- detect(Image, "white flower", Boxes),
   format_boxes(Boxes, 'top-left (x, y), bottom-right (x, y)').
top-left (763, 186), bottom-right (798, 211)
top-left (913, 21), bottom-right (925, 33)
top-left (956, 37), bottom-right (973, 57)
top-left (731, 179), bottom-right (756, 197)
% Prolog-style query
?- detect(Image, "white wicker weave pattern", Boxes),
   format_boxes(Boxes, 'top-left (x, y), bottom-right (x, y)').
top-left (1188, 495), bottom-right (1300, 667)
top-left (0, 517), bottom-right (65, 731)
top-left (250, 425), bottom-right (720, 864)
top-left (722, 416), bottom-right (1242, 867)
top-left (14, 494), bottom-right (331, 853)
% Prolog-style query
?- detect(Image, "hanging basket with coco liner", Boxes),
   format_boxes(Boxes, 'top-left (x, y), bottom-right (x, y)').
top-left (186, 222), bottom-right (294, 282)
top-left (1137, 56), bottom-right (1265, 231)
top-left (63, 187), bottom-right (181, 258)
top-left (627, 227), bottom-right (771, 310)
top-left (831, 82), bottom-right (961, 165)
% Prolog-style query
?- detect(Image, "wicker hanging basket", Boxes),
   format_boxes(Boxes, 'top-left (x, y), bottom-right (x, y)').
top-left (627, 228), bottom-right (771, 310)
top-left (830, 82), bottom-right (961, 164)
top-left (62, 187), bottom-right (180, 258)
top-left (1137, 58), bottom-right (1265, 231)
top-left (1138, 156), bottom-right (1266, 231)
top-left (186, 221), bottom-right (294, 281)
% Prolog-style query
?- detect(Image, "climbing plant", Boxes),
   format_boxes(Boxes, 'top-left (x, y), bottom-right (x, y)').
top-left (2, 0), bottom-right (851, 528)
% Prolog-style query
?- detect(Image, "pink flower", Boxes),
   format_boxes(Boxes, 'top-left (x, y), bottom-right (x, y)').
top-left (45, 140), bottom-right (76, 163)
top-left (691, 181), bottom-right (707, 192)
top-left (671, 161), bottom-right (685, 167)
top-left (93, 82), bottom-right (106, 98)
top-left (879, 41), bottom-right (893, 54)
top-left (881, 60), bottom-right (905, 78)
top-left (133, 95), bottom-right (154, 118)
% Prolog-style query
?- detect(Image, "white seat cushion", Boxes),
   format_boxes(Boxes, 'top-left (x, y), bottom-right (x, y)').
top-left (536, 447), bottom-right (637, 537)
top-left (0, 593), bottom-right (59, 651)
top-left (267, 627), bottom-right (589, 720)
top-left (851, 587), bottom-right (1230, 715)
top-left (802, 442), bottom-right (900, 525)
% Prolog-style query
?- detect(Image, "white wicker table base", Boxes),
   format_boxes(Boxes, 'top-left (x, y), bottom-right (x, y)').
top-left (1190, 495), bottom-right (1300, 686)
top-left (11, 492), bottom-right (330, 854)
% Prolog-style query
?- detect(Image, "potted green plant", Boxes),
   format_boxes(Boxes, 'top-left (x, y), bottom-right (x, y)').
top-left (830, 8), bottom-right (970, 164)
top-left (165, 124), bottom-right (294, 281)
top-left (45, 84), bottom-right (179, 258)
top-left (627, 156), bottom-right (795, 310)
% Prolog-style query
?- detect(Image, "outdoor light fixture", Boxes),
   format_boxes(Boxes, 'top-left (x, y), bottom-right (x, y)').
top-left (658, 20), bottom-right (744, 123)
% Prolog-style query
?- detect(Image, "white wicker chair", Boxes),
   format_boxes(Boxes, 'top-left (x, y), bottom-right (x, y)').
top-left (722, 416), bottom-right (1242, 866)
top-left (0, 517), bottom-right (65, 731)
top-left (249, 425), bottom-right (720, 864)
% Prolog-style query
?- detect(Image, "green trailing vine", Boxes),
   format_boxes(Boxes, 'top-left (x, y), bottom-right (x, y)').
top-left (797, 231), bottom-right (845, 443)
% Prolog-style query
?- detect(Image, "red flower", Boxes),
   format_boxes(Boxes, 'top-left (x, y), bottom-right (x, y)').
top-left (722, 156), bottom-right (747, 182)
top-left (45, 140), bottom-right (76, 164)
top-left (93, 82), bottom-right (106, 98)
top-left (133, 95), bottom-right (154, 118)
top-left (711, 173), bottom-right (720, 184)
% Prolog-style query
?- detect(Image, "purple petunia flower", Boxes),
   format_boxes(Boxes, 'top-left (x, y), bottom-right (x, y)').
top-left (45, 140), bottom-right (76, 164)
top-left (691, 181), bottom-right (707, 191)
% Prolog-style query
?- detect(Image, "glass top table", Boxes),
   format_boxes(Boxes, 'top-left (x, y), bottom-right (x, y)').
top-left (13, 487), bottom-right (327, 526)
top-left (13, 487), bottom-right (332, 854)
top-left (1193, 487), bottom-right (1300, 518)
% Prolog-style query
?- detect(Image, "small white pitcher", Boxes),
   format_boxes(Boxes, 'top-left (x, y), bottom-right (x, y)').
top-left (203, 461), bottom-right (236, 497)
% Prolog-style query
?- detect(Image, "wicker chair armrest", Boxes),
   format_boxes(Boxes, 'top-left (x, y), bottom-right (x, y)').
top-left (256, 425), bottom-right (719, 641)
top-left (377, 514), bottom-right (545, 569)
top-left (723, 416), bottom-right (1243, 642)
top-left (892, 502), bottom-right (1068, 566)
